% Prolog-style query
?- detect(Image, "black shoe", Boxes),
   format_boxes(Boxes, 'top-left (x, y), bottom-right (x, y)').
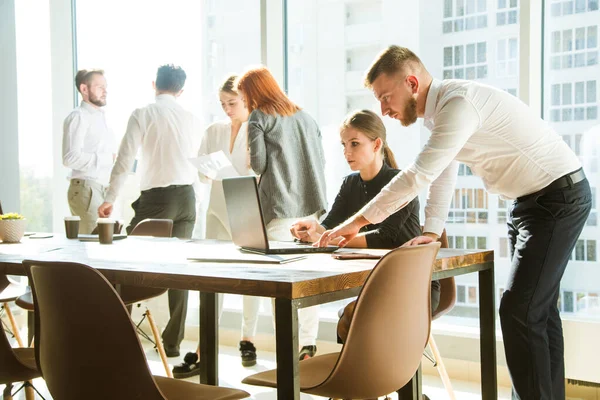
top-left (172, 352), bottom-right (201, 379)
top-left (164, 345), bottom-right (180, 358)
top-left (239, 340), bottom-right (257, 367)
top-left (299, 345), bottom-right (317, 361)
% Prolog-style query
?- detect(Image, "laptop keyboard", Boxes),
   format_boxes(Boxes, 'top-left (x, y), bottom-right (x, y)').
top-left (268, 240), bottom-right (314, 249)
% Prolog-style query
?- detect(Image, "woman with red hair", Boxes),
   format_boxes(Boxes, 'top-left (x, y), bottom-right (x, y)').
top-left (237, 66), bottom-right (327, 360)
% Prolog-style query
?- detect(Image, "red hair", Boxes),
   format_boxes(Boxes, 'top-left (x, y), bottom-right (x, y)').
top-left (236, 66), bottom-right (300, 116)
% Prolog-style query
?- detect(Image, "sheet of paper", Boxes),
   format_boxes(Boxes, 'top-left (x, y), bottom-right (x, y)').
top-left (189, 151), bottom-right (239, 181)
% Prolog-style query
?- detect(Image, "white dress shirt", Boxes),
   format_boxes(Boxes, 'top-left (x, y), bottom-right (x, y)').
top-left (199, 120), bottom-right (254, 238)
top-left (199, 120), bottom-right (253, 177)
top-left (105, 94), bottom-right (203, 204)
top-left (360, 79), bottom-right (582, 236)
top-left (62, 101), bottom-right (116, 186)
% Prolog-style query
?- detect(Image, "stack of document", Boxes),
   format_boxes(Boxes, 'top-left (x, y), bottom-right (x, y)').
top-left (189, 151), bottom-right (239, 181)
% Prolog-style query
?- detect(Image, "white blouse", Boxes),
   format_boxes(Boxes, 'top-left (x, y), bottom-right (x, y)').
top-left (198, 120), bottom-right (254, 239)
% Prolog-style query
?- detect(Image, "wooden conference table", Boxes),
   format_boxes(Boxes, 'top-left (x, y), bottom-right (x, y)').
top-left (0, 235), bottom-right (497, 399)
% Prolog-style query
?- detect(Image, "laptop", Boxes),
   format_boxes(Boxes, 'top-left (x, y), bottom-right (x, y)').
top-left (222, 176), bottom-right (337, 255)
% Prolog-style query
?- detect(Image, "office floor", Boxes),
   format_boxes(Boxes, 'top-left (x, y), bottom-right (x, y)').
top-left (1, 337), bottom-right (512, 400)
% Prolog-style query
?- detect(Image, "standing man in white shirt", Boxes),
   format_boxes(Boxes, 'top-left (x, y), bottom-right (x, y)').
top-left (318, 46), bottom-right (591, 400)
top-left (63, 69), bottom-right (116, 234)
top-left (98, 64), bottom-right (203, 358)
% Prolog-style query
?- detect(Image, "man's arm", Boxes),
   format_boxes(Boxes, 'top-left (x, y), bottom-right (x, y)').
top-left (318, 96), bottom-right (480, 246)
top-left (103, 113), bottom-right (143, 205)
top-left (423, 160), bottom-right (459, 236)
top-left (62, 112), bottom-right (113, 172)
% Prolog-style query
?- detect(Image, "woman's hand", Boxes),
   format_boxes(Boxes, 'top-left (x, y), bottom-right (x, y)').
top-left (290, 220), bottom-right (320, 243)
top-left (316, 215), bottom-right (369, 248)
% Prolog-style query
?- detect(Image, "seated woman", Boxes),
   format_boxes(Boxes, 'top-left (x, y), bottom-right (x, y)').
top-left (290, 109), bottom-right (441, 341)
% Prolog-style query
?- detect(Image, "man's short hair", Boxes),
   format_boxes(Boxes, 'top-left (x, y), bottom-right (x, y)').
top-left (155, 64), bottom-right (187, 93)
top-left (75, 69), bottom-right (104, 93)
top-left (364, 46), bottom-right (425, 88)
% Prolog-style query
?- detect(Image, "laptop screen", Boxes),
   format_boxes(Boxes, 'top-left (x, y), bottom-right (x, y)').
top-left (222, 176), bottom-right (270, 250)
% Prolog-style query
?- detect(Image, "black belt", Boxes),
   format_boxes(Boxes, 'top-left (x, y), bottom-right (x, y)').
top-left (517, 168), bottom-right (586, 202)
top-left (144, 184), bottom-right (191, 193)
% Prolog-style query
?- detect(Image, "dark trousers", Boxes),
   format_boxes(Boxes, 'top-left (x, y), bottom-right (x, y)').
top-left (500, 178), bottom-right (591, 400)
top-left (127, 184), bottom-right (196, 349)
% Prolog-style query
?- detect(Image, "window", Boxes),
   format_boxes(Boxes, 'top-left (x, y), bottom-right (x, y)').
top-left (550, 25), bottom-right (598, 70)
top-left (550, 0), bottom-right (599, 16)
top-left (549, 80), bottom-right (598, 122)
top-left (443, 42), bottom-right (488, 79)
top-left (568, 239), bottom-right (597, 261)
top-left (448, 235), bottom-right (488, 249)
top-left (496, 0), bottom-right (519, 26)
top-left (458, 163), bottom-right (474, 176)
top-left (456, 284), bottom-right (479, 306)
top-left (443, 0), bottom-right (488, 34)
top-left (497, 37), bottom-right (519, 77)
top-left (497, 197), bottom-right (510, 224)
top-left (545, 7), bottom-right (600, 324)
top-left (448, 188), bottom-right (489, 223)
top-left (76, 0), bottom-right (261, 313)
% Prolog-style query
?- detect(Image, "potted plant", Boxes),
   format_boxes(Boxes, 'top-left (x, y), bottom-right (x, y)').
top-left (0, 213), bottom-right (27, 243)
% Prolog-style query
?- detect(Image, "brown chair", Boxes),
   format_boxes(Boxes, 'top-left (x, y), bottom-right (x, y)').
top-left (0, 275), bottom-right (43, 400)
top-left (22, 259), bottom-right (249, 400)
top-left (243, 242), bottom-right (441, 399)
top-left (15, 218), bottom-right (176, 376)
top-left (1, 275), bottom-right (28, 348)
top-left (0, 327), bottom-right (43, 400)
top-left (426, 229), bottom-right (457, 400)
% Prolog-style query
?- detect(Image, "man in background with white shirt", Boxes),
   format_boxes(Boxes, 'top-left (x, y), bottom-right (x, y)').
top-left (63, 69), bottom-right (116, 234)
top-left (98, 64), bottom-right (203, 357)
top-left (318, 46), bottom-right (591, 400)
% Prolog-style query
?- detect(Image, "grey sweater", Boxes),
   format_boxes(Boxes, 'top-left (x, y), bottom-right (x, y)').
top-left (248, 108), bottom-right (327, 225)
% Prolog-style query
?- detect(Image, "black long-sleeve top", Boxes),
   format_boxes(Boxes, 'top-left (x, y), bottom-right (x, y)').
top-left (321, 163), bottom-right (421, 249)
top-left (322, 163), bottom-right (441, 311)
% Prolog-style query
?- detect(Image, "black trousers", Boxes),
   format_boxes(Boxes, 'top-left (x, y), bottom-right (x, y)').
top-left (127, 184), bottom-right (196, 349)
top-left (500, 177), bottom-right (591, 400)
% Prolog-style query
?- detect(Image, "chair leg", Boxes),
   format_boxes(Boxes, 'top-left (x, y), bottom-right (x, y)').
top-left (428, 333), bottom-right (456, 400)
top-left (3, 383), bottom-right (14, 399)
top-left (145, 308), bottom-right (173, 378)
top-left (4, 302), bottom-right (24, 347)
top-left (25, 383), bottom-right (35, 400)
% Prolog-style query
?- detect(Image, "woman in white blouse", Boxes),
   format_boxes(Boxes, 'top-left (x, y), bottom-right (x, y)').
top-left (172, 75), bottom-right (261, 378)
top-left (200, 75), bottom-right (254, 239)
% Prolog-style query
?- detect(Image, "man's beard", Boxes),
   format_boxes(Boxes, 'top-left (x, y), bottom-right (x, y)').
top-left (89, 92), bottom-right (106, 107)
top-left (400, 96), bottom-right (418, 127)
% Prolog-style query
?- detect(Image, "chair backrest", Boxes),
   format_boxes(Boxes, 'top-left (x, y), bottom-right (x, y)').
top-left (130, 219), bottom-right (173, 238)
top-left (309, 242), bottom-right (441, 399)
top-left (432, 229), bottom-right (457, 320)
top-left (0, 274), bottom-right (9, 293)
top-left (0, 275), bottom-right (40, 384)
top-left (0, 321), bottom-right (39, 384)
top-left (23, 260), bottom-right (167, 400)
